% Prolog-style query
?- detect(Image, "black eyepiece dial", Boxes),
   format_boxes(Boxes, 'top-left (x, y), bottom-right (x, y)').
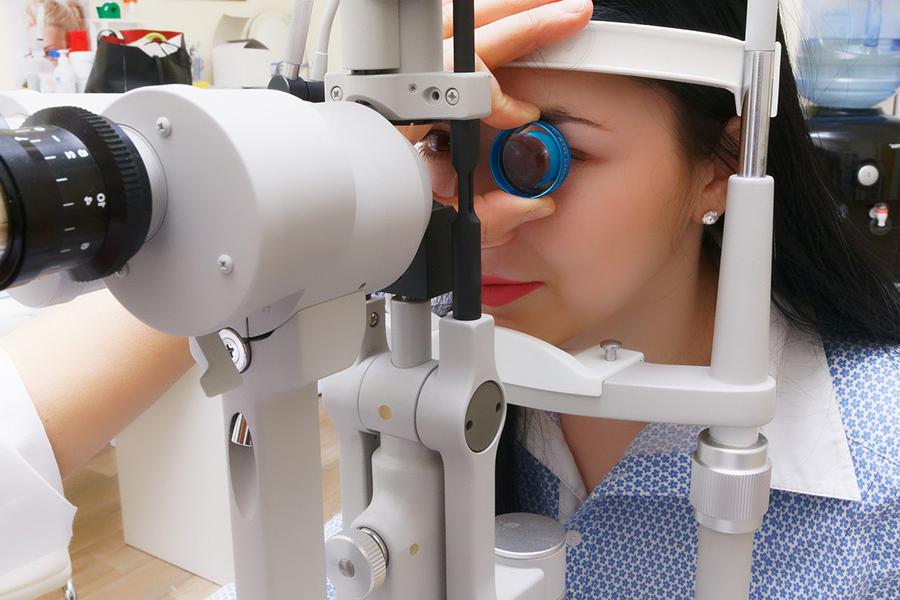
top-left (0, 106), bottom-right (152, 290)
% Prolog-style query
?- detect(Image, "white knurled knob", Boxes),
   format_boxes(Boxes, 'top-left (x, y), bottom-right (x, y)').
top-left (325, 528), bottom-right (388, 599)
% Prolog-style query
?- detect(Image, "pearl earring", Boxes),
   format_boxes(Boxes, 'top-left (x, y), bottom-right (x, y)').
top-left (702, 211), bottom-right (720, 225)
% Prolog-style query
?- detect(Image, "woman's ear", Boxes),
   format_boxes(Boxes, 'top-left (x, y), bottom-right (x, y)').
top-left (694, 116), bottom-right (741, 224)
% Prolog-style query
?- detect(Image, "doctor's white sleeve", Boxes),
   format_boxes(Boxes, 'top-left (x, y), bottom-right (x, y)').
top-left (0, 347), bottom-right (76, 577)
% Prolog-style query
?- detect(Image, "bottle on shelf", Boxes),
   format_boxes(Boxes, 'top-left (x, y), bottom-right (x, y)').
top-left (52, 50), bottom-right (78, 94)
top-left (38, 51), bottom-right (57, 93)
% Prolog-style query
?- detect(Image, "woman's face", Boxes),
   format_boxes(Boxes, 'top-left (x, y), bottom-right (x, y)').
top-left (43, 25), bottom-right (68, 53)
top-left (419, 68), bottom-right (713, 348)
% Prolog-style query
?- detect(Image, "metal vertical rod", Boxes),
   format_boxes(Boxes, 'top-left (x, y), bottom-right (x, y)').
top-left (451, 0), bottom-right (482, 321)
top-left (737, 51), bottom-right (777, 179)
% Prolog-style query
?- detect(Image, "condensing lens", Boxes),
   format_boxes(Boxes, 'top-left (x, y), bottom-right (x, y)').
top-left (502, 132), bottom-right (553, 195)
top-left (490, 121), bottom-right (571, 199)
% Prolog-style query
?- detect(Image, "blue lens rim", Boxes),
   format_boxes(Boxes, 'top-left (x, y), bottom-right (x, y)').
top-left (489, 120), bottom-right (571, 199)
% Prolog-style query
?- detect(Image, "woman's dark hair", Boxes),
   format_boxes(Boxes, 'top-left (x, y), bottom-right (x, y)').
top-left (496, 0), bottom-right (900, 514)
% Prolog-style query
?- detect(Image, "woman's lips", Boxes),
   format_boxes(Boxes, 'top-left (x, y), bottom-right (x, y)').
top-left (481, 275), bottom-right (543, 307)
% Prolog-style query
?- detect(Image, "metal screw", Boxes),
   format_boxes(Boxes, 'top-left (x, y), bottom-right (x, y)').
top-left (218, 254), bottom-right (234, 275)
top-left (155, 117), bottom-right (172, 138)
top-left (368, 312), bottom-right (380, 328)
top-left (408, 83), bottom-right (418, 94)
top-left (338, 558), bottom-right (356, 578)
top-left (600, 339), bottom-right (622, 362)
top-left (219, 328), bottom-right (251, 373)
top-left (331, 86), bottom-right (344, 101)
top-left (446, 88), bottom-right (460, 106)
top-left (116, 263), bottom-right (130, 278)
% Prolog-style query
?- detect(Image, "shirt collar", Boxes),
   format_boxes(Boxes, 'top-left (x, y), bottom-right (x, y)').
top-left (761, 312), bottom-right (861, 501)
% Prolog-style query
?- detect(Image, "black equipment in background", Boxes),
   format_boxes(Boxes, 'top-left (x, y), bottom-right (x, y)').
top-left (808, 106), bottom-right (900, 279)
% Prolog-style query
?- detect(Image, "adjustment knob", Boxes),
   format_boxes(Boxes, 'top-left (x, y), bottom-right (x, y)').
top-left (325, 527), bottom-right (388, 599)
top-left (857, 163), bottom-right (880, 187)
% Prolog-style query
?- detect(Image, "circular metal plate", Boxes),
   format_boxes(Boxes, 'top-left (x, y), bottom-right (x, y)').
top-left (495, 513), bottom-right (567, 561)
top-left (465, 381), bottom-right (504, 453)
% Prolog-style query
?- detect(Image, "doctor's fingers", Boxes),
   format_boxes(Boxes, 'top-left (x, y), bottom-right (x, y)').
top-left (442, 0), bottom-right (592, 128)
top-left (406, 1), bottom-right (593, 138)
top-left (444, 0), bottom-right (592, 70)
top-left (442, 0), bottom-right (572, 39)
top-left (434, 190), bottom-right (556, 247)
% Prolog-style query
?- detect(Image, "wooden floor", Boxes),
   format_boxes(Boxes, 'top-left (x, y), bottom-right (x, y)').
top-left (37, 401), bottom-right (342, 600)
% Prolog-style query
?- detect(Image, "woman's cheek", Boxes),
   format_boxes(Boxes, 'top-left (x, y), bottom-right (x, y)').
top-left (539, 161), bottom-right (679, 319)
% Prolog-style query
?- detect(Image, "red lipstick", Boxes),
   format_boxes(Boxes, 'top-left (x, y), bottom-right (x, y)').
top-left (481, 275), bottom-right (543, 307)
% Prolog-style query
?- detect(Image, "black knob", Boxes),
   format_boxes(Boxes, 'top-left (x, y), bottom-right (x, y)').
top-left (0, 106), bottom-right (152, 290)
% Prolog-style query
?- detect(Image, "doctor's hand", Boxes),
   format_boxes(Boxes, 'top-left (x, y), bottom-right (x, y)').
top-left (403, 0), bottom-right (592, 142)
top-left (404, 0), bottom-right (591, 247)
top-left (442, 0), bottom-right (592, 130)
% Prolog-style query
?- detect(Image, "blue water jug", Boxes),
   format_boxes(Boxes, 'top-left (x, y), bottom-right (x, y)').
top-left (795, 0), bottom-right (900, 108)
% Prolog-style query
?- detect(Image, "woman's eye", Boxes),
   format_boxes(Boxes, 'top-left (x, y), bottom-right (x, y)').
top-left (416, 129), bottom-right (457, 197)
top-left (417, 129), bottom-right (451, 160)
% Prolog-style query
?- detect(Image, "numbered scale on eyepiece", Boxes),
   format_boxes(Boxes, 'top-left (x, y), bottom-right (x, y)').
top-left (0, 107), bottom-right (152, 290)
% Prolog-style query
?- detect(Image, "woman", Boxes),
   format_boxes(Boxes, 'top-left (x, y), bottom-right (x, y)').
top-left (211, 1), bottom-right (897, 598)
top-left (411, 0), bottom-right (900, 597)
top-left (25, 0), bottom-right (86, 54)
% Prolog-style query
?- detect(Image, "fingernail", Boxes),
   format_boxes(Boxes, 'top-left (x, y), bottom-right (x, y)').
top-left (562, 0), bottom-right (588, 14)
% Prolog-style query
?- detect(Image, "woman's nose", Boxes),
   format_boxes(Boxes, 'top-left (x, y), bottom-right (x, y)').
top-left (434, 188), bottom-right (555, 248)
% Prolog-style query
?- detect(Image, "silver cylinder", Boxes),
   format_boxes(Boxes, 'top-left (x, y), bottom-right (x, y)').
top-left (690, 429), bottom-right (771, 534)
top-left (738, 50), bottom-right (777, 178)
top-left (119, 125), bottom-right (168, 242)
top-left (495, 513), bottom-right (566, 561)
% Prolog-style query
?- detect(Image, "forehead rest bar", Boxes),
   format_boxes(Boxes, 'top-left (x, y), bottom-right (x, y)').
top-left (509, 21), bottom-right (781, 118)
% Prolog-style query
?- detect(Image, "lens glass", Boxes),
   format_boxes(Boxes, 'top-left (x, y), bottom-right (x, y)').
top-left (502, 130), bottom-right (553, 196)
top-left (491, 121), bottom-right (570, 198)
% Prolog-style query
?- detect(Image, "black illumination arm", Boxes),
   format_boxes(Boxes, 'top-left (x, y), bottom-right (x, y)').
top-left (450, 0), bottom-right (482, 321)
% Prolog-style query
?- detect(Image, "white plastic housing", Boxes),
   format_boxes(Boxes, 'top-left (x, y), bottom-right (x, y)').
top-left (510, 21), bottom-right (781, 117)
top-left (351, 436), bottom-right (446, 600)
top-left (100, 85), bottom-right (431, 336)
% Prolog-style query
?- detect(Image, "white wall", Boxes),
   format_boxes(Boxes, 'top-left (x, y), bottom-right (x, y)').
top-left (0, 2), bottom-right (23, 91)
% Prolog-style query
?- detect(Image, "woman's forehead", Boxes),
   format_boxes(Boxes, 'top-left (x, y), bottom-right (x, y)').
top-left (494, 67), bottom-right (676, 124)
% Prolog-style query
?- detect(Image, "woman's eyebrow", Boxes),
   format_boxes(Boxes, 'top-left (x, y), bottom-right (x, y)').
top-left (539, 107), bottom-right (613, 132)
